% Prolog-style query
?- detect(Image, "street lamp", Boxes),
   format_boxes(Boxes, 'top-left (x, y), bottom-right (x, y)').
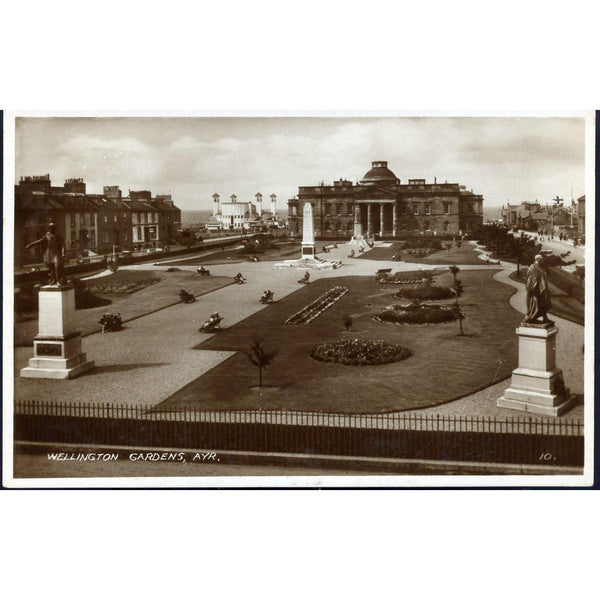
top-left (319, 181), bottom-right (325, 239)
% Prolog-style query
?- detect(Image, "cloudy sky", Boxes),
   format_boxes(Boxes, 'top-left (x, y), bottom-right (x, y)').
top-left (15, 116), bottom-right (586, 214)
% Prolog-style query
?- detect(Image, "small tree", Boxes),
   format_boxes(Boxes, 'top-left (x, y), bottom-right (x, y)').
top-left (449, 265), bottom-right (460, 288)
top-left (247, 338), bottom-right (277, 388)
top-left (448, 266), bottom-right (465, 335)
top-left (451, 279), bottom-right (465, 336)
top-left (343, 314), bottom-right (353, 331)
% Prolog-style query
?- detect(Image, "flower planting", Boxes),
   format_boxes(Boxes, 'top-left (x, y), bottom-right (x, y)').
top-left (285, 286), bottom-right (348, 325)
top-left (376, 302), bottom-right (459, 325)
top-left (310, 339), bottom-right (412, 366)
top-left (393, 284), bottom-right (454, 301)
top-left (89, 276), bottom-right (161, 295)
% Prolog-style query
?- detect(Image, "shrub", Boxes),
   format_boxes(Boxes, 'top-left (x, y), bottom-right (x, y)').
top-left (72, 277), bottom-right (112, 309)
top-left (311, 339), bottom-right (412, 366)
top-left (15, 283), bottom-right (39, 313)
top-left (377, 302), bottom-right (458, 325)
top-left (394, 284), bottom-right (454, 301)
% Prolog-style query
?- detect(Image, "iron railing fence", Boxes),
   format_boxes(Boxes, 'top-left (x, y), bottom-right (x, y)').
top-left (14, 400), bottom-right (584, 467)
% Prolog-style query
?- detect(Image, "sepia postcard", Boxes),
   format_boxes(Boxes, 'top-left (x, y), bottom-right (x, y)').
top-left (2, 111), bottom-right (595, 488)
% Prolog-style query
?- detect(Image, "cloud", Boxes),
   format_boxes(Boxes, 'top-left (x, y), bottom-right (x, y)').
top-left (14, 116), bottom-right (587, 211)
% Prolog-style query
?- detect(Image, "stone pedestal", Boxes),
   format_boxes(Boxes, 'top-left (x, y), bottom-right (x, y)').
top-left (20, 285), bottom-right (95, 379)
top-left (497, 323), bottom-right (572, 416)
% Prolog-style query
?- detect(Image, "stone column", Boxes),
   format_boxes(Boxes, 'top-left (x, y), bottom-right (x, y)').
top-left (301, 201), bottom-right (315, 258)
top-left (392, 203), bottom-right (397, 237)
top-left (20, 285), bottom-right (95, 379)
top-left (367, 204), bottom-right (372, 236)
top-left (497, 323), bottom-right (572, 416)
top-left (379, 204), bottom-right (385, 237)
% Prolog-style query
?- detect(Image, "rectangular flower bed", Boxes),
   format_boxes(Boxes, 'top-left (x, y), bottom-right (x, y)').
top-left (285, 286), bottom-right (348, 325)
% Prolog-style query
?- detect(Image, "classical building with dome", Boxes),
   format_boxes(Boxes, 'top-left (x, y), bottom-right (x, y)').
top-left (286, 160), bottom-right (483, 238)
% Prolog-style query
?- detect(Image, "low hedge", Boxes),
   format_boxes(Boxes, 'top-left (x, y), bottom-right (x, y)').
top-left (394, 284), bottom-right (454, 301)
top-left (377, 302), bottom-right (458, 324)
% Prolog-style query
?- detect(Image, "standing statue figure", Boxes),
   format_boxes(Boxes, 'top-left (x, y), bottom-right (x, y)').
top-left (26, 223), bottom-right (66, 286)
top-left (523, 254), bottom-right (552, 324)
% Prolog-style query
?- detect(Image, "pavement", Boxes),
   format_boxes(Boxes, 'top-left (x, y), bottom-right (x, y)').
top-left (13, 241), bottom-right (585, 420)
top-left (512, 229), bottom-right (585, 265)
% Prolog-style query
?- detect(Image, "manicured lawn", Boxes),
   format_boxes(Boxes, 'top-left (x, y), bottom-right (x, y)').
top-left (357, 242), bottom-right (486, 265)
top-left (165, 242), bottom-right (303, 266)
top-left (14, 270), bottom-right (233, 346)
top-left (159, 269), bottom-right (522, 413)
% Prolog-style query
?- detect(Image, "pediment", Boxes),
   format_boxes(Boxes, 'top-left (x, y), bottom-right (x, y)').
top-left (354, 185), bottom-right (398, 199)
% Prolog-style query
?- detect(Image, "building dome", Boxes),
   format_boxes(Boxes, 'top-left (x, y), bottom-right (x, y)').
top-left (359, 161), bottom-right (399, 185)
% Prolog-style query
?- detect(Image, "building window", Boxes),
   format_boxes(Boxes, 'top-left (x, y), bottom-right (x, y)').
top-left (443, 221), bottom-right (449, 232)
top-left (70, 215), bottom-right (75, 227)
top-left (324, 221), bottom-right (331, 232)
top-left (104, 232), bottom-right (109, 243)
top-left (123, 212), bottom-right (127, 220)
top-left (336, 203), bottom-right (343, 216)
top-left (123, 231), bottom-right (128, 241)
top-left (336, 221), bottom-right (342, 232)
top-left (104, 215), bottom-right (108, 223)
top-left (324, 204), bottom-right (331, 217)
top-left (347, 222), bottom-right (354, 233)
top-left (425, 203), bottom-right (431, 215)
top-left (401, 204), bottom-right (407, 215)
top-left (114, 215), bottom-right (118, 222)
top-left (347, 204), bottom-right (354, 217)
top-left (413, 204), bottom-right (420, 215)
top-left (80, 214), bottom-right (85, 226)
top-left (444, 203), bottom-right (450, 215)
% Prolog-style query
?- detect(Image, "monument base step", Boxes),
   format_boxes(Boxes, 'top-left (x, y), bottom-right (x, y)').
top-left (273, 258), bottom-right (342, 270)
top-left (497, 388), bottom-right (573, 417)
top-left (20, 356), bottom-right (95, 380)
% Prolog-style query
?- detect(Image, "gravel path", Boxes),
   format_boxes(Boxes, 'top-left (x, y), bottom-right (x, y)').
top-left (13, 241), bottom-right (584, 420)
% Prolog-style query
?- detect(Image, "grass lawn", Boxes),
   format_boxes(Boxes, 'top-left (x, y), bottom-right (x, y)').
top-left (165, 242), bottom-right (303, 266)
top-left (14, 270), bottom-right (233, 346)
top-left (159, 269), bottom-right (522, 413)
top-left (357, 241), bottom-right (486, 265)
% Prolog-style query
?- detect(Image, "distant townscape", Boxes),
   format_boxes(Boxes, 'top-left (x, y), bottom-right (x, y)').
top-left (15, 175), bottom-right (182, 267)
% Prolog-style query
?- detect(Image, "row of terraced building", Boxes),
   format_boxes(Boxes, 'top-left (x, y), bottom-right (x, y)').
top-left (15, 175), bottom-right (182, 267)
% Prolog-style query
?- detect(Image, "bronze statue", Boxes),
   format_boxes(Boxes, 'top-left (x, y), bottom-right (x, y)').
top-left (523, 254), bottom-right (552, 324)
top-left (26, 223), bottom-right (66, 286)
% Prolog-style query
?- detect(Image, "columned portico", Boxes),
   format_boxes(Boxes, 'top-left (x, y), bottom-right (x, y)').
top-left (367, 204), bottom-right (373, 236)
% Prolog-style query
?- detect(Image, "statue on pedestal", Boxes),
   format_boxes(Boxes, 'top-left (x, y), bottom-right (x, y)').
top-left (523, 254), bottom-right (552, 324)
top-left (26, 223), bottom-right (66, 286)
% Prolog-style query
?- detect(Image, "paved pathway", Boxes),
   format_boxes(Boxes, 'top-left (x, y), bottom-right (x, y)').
top-left (14, 241), bottom-right (584, 420)
top-left (401, 242), bottom-right (584, 420)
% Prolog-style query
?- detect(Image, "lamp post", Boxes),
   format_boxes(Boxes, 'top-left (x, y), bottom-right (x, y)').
top-left (319, 181), bottom-right (325, 240)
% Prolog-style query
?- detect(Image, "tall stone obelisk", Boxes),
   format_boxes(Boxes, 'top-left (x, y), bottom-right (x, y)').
top-left (301, 202), bottom-right (315, 258)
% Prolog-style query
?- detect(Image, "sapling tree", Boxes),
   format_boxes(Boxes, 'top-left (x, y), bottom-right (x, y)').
top-left (247, 338), bottom-right (277, 388)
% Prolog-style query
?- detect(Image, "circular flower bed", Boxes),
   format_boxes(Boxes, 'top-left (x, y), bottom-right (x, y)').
top-left (393, 284), bottom-right (454, 301)
top-left (310, 339), bottom-right (412, 366)
top-left (377, 302), bottom-right (458, 325)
